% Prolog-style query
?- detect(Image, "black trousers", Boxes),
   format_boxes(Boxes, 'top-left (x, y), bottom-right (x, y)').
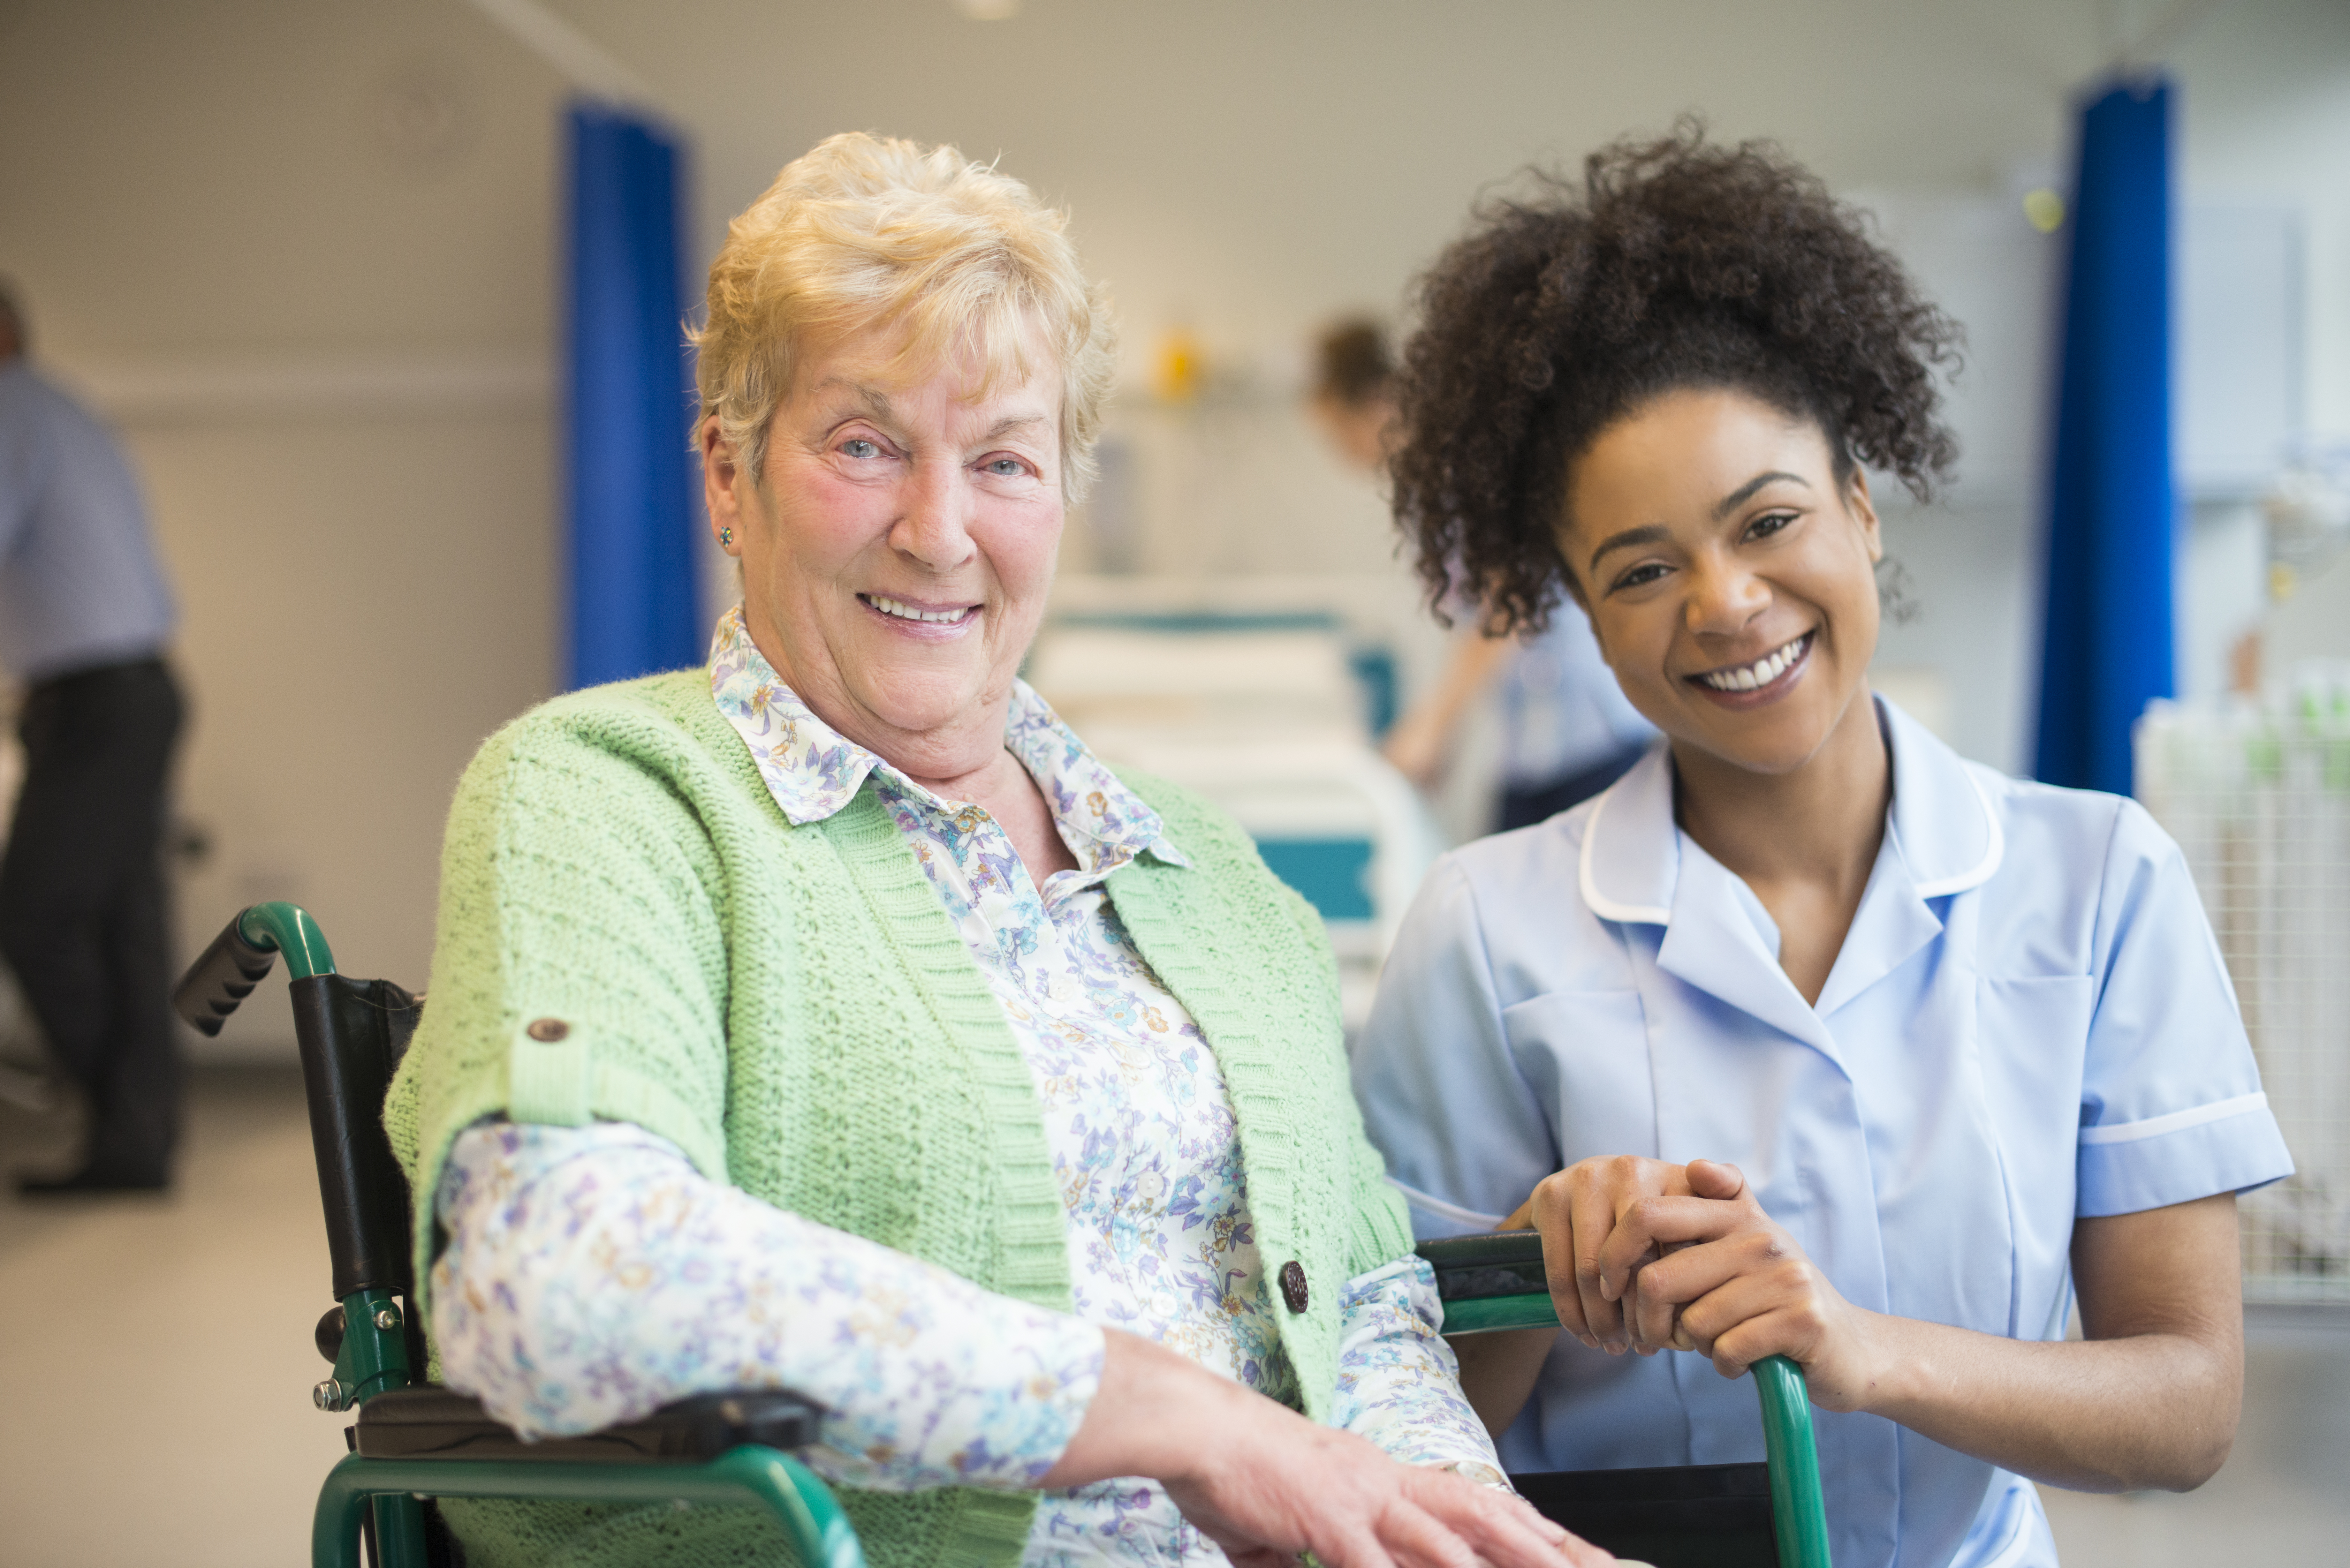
top-left (1496, 742), bottom-right (1650, 834)
top-left (0, 657), bottom-right (184, 1179)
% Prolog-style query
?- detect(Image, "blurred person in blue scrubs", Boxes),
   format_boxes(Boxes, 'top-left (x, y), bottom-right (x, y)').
top-left (1309, 319), bottom-right (1654, 830)
top-left (1356, 129), bottom-right (2293, 1568)
top-left (0, 279), bottom-right (184, 1194)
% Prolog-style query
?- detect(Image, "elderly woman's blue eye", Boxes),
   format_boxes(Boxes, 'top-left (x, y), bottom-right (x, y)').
top-left (986, 457), bottom-right (1027, 476)
top-left (842, 438), bottom-right (881, 459)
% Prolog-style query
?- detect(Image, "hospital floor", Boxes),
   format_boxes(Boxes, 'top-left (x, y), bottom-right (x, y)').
top-left (2, 1067), bottom-right (2346, 1567)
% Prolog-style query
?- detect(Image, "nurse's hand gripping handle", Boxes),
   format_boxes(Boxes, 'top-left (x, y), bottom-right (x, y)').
top-left (1415, 1231), bottom-right (1833, 1568)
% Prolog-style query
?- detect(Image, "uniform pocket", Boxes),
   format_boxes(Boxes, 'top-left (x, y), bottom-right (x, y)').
top-left (1499, 991), bottom-right (1657, 1164)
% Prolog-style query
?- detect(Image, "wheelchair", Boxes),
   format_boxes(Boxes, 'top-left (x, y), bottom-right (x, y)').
top-left (175, 902), bottom-right (866, 1568)
top-left (178, 899), bottom-right (1828, 1568)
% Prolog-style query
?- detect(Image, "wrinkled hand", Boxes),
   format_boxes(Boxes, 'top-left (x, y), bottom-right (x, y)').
top-left (1048, 1330), bottom-right (1615, 1568)
top-left (1166, 1416), bottom-right (1615, 1568)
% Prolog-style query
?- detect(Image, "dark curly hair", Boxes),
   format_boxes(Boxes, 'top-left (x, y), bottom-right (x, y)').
top-left (1389, 122), bottom-right (1963, 634)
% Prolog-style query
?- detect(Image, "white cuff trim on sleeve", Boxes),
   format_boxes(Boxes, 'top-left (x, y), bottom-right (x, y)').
top-left (2079, 1091), bottom-right (2268, 1146)
top-left (1386, 1176), bottom-right (1506, 1230)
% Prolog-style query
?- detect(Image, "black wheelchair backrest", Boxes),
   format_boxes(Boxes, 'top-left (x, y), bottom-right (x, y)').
top-left (176, 907), bottom-right (422, 1300)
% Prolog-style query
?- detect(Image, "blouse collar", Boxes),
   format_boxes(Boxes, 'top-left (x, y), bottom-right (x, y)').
top-left (707, 604), bottom-right (1186, 870)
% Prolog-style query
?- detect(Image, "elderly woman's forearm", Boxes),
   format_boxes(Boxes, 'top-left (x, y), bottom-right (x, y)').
top-left (1333, 1255), bottom-right (1508, 1485)
top-left (429, 1120), bottom-right (1103, 1488)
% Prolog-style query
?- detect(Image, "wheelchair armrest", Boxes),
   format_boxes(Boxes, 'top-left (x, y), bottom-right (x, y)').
top-left (354, 1385), bottom-right (823, 1464)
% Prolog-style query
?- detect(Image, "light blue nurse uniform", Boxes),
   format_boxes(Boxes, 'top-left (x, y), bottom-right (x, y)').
top-left (1353, 698), bottom-right (2293, 1568)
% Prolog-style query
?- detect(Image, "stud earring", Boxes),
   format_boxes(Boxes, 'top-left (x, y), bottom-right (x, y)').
top-left (719, 526), bottom-right (734, 549)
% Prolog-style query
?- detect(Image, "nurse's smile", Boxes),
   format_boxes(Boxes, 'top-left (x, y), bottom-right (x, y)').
top-left (1685, 631), bottom-right (1812, 705)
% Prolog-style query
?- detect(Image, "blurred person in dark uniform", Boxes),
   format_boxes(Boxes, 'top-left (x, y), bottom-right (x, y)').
top-left (1310, 317), bottom-right (1653, 832)
top-left (0, 279), bottom-right (185, 1194)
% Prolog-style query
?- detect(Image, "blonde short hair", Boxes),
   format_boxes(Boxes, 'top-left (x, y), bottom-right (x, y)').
top-left (693, 132), bottom-right (1117, 500)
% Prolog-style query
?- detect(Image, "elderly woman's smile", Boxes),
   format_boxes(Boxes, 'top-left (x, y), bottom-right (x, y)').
top-left (861, 593), bottom-right (978, 627)
top-left (706, 329), bottom-right (1065, 779)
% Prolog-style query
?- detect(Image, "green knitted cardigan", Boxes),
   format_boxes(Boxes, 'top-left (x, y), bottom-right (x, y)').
top-left (383, 669), bottom-right (1414, 1568)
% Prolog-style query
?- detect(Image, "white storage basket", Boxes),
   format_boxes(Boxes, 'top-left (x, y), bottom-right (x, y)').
top-left (2136, 670), bottom-right (2350, 1304)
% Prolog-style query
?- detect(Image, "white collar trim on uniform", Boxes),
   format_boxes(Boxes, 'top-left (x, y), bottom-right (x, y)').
top-left (1577, 743), bottom-right (1676, 924)
top-left (1577, 696), bottom-right (2003, 926)
top-left (1884, 698), bottom-right (2003, 896)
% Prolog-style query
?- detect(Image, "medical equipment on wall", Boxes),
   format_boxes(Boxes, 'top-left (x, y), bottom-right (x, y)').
top-left (2136, 666), bottom-right (2350, 1303)
top-left (2263, 438), bottom-right (2350, 601)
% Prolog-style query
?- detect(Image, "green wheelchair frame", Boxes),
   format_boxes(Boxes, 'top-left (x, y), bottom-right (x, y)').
top-left (180, 899), bottom-right (1828, 1568)
top-left (174, 903), bottom-right (867, 1568)
top-left (1415, 1238), bottom-right (1831, 1568)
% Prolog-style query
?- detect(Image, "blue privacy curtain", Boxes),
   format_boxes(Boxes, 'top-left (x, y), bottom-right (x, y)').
top-left (564, 103), bottom-right (699, 690)
top-left (2033, 77), bottom-right (2176, 795)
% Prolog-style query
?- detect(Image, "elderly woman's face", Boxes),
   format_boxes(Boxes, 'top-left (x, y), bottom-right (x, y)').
top-left (709, 326), bottom-right (1065, 769)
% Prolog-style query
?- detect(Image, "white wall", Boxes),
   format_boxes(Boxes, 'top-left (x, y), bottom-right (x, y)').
top-left (0, 0), bottom-right (574, 1049)
top-left (2176, 0), bottom-right (2350, 438)
top-left (0, 0), bottom-right (2342, 1051)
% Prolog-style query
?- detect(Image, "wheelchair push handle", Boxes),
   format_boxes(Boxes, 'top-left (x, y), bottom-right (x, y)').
top-left (173, 901), bottom-right (338, 1036)
top-left (1416, 1229), bottom-right (1833, 1568)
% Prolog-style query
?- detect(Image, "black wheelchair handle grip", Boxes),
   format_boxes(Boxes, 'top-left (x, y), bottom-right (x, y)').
top-left (172, 910), bottom-right (278, 1037)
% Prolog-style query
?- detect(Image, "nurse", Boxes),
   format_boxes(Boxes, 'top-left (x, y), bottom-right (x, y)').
top-left (1354, 127), bottom-right (2295, 1568)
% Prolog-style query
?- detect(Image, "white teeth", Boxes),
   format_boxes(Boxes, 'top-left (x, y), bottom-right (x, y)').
top-left (1700, 635), bottom-right (1808, 692)
top-left (868, 595), bottom-right (970, 624)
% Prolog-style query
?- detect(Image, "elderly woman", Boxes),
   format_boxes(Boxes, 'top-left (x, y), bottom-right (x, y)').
top-left (385, 134), bottom-right (1605, 1568)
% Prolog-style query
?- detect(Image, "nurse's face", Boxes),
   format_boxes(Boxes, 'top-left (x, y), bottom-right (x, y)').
top-left (1561, 387), bottom-right (1882, 777)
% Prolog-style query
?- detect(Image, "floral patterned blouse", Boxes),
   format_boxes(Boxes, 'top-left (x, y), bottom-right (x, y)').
top-left (428, 606), bottom-right (1502, 1568)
